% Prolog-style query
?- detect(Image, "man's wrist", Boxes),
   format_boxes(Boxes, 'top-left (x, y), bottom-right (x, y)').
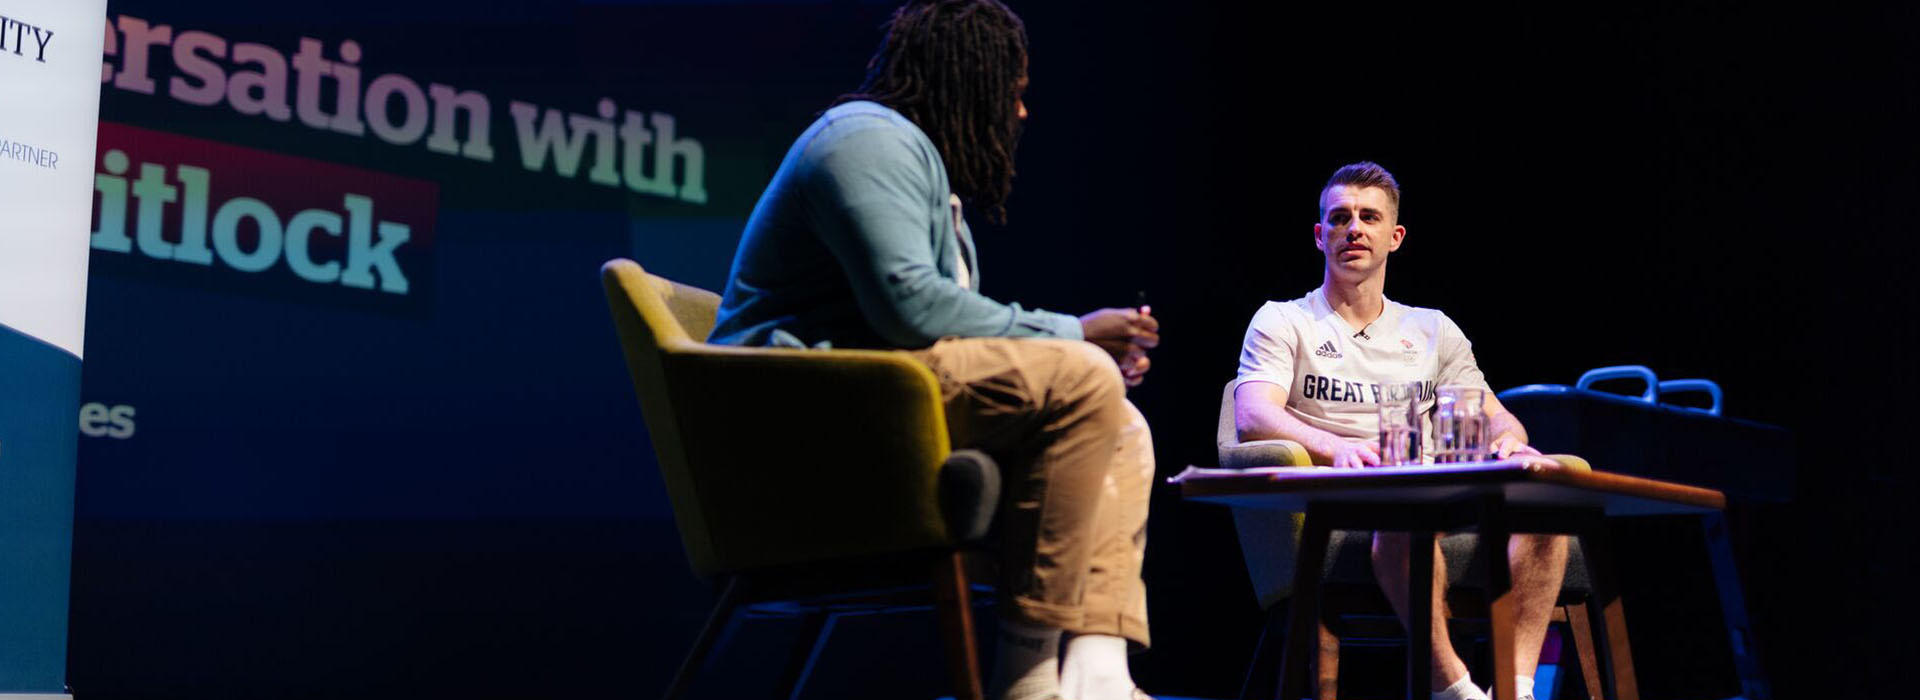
top-left (1310, 433), bottom-right (1345, 461)
top-left (1489, 414), bottom-right (1527, 446)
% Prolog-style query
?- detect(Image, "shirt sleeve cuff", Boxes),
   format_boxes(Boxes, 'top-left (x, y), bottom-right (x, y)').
top-left (1050, 311), bottom-right (1084, 340)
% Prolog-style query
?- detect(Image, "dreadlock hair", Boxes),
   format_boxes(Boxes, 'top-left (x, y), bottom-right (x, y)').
top-left (1320, 161), bottom-right (1402, 222)
top-left (836, 0), bottom-right (1028, 224)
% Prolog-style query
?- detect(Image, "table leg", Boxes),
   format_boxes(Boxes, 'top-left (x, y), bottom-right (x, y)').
top-left (1279, 508), bottom-right (1333, 700)
top-left (1408, 528), bottom-right (1434, 700)
top-left (1561, 602), bottom-right (1605, 700)
top-left (1580, 520), bottom-right (1640, 700)
top-left (1481, 496), bottom-right (1517, 700)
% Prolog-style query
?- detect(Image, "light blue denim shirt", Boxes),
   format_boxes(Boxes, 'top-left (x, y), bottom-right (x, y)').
top-left (708, 101), bottom-right (1083, 349)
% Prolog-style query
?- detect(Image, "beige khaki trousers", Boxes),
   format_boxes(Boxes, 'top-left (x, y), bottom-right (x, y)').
top-left (908, 337), bottom-right (1153, 648)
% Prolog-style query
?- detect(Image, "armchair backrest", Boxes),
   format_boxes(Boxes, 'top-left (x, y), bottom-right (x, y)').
top-left (602, 258), bottom-right (962, 578)
top-left (601, 259), bottom-right (725, 574)
top-left (1217, 380), bottom-right (1239, 452)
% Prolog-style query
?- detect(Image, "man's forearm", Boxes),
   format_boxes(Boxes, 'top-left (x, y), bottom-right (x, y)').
top-left (1240, 405), bottom-right (1354, 465)
top-left (1489, 410), bottom-right (1528, 445)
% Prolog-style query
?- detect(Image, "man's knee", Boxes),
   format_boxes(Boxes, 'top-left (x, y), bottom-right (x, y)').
top-left (1510, 533), bottom-right (1567, 552)
top-left (1120, 399), bottom-right (1151, 441)
top-left (1119, 399), bottom-right (1153, 452)
top-left (1508, 533), bottom-right (1569, 567)
top-left (1050, 340), bottom-right (1127, 408)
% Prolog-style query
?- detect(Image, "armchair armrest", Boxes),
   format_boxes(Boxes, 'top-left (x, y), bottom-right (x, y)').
top-left (1216, 438), bottom-right (1313, 608)
top-left (1218, 439), bottom-right (1313, 469)
top-left (661, 341), bottom-right (959, 573)
top-left (1546, 453), bottom-right (1591, 472)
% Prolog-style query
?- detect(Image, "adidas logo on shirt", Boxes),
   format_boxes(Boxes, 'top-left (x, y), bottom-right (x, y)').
top-left (1314, 340), bottom-right (1343, 359)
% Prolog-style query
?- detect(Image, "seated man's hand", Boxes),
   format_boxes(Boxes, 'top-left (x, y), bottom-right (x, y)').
top-left (1492, 437), bottom-right (1560, 470)
top-left (1079, 307), bottom-right (1159, 354)
top-left (1118, 346), bottom-right (1151, 387)
top-left (1081, 307), bottom-right (1159, 387)
top-left (1326, 438), bottom-right (1381, 469)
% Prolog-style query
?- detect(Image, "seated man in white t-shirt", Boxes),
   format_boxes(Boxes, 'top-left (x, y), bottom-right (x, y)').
top-left (1233, 162), bottom-right (1568, 700)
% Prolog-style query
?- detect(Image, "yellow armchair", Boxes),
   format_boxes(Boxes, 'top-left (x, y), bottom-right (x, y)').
top-left (601, 258), bottom-right (993, 700)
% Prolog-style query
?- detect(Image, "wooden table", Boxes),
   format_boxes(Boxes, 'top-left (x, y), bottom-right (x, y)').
top-left (1174, 461), bottom-right (1725, 700)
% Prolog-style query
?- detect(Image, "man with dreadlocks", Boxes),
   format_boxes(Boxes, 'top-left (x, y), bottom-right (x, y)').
top-left (709, 2), bottom-right (1157, 699)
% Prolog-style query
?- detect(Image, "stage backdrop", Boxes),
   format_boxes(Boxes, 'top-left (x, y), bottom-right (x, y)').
top-left (70, 1), bottom-right (970, 698)
top-left (67, 1), bottom-right (1826, 698)
top-left (0, 1), bottom-right (106, 696)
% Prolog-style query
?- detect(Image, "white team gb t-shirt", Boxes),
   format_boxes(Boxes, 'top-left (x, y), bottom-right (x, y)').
top-left (1235, 287), bottom-right (1492, 449)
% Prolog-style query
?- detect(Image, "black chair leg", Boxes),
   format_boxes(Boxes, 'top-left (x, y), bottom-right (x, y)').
top-left (775, 611), bottom-right (836, 700)
top-left (1408, 529), bottom-right (1436, 700)
top-left (1239, 600), bottom-right (1288, 700)
top-left (663, 576), bottom-right (746, 700)
top-left (1701, 512), bottom-right (1770, 700)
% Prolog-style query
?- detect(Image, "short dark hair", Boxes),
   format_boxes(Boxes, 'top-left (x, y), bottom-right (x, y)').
top-left (835, 0), bottom-right (1029, 224)
top-left (1319, 161), bottom-right (1402, 221)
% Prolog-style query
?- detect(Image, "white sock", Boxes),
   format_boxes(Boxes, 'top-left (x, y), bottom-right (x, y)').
top-left (989, 619), bottom-right (1062, 700)
top-left (1059, 633), bottom-right (1136, 700)
top-left (1478, 676), bottom-right (1536, 699)
top-left (1432, 673), bottom-right (1489, 700)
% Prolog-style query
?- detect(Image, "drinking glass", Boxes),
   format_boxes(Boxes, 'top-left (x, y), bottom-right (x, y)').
top-left (1434, 385), bottom-right (1489, 463)
top-left (1378, 381), bottom-right (1421, 466)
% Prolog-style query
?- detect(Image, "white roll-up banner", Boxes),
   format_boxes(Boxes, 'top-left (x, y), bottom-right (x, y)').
top-left (0, 1), bottom-right (106, 694)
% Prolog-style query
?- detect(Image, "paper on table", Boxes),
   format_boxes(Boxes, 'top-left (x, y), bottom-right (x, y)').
top-left (1166, 460), bottom-right (1524, 484)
